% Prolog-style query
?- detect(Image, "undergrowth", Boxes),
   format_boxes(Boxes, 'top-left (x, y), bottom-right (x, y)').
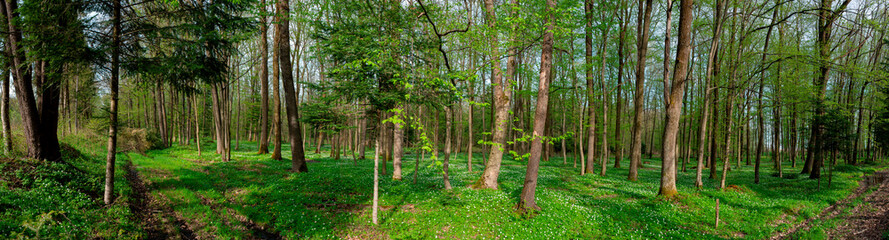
top-left (0, 134), bottom-right (141, 239)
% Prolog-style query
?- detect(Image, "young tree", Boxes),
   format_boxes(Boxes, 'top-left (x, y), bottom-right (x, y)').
top-left (694, 0), bottom-right (725, 189)
top-left (628, 0), bottom-right (654, 181)
top-left (258, 0), bottom-right (271, 154)
top-left (476, 0), bottom-right (514, 189)
top-left (103, 0), bottom-right (122, 205)
top-left (276, 0), bottom-right (307, 172)
top-left (659, 0), bottom-right (692, 197)
top-left (517, 0), bottom-right (555, 212)
top-left (807, 0), bottom-right (852, 179)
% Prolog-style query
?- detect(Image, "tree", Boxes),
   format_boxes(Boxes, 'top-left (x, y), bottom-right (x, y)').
top-left (103, 0), bottom-right (122, 205)
top-left (583, 0), bottom-right (596, 175)
top-left (807, 0), bottom-right (852, 179)
top-left (517, 0), bottom-right (555, 212)
top-left (276, 0), bottom-right (307, 172)
top-left (628, 0), bottom-right (654, 181)
top-left (258, 0), bottom-right (271, 154)
top-left (659, 0), bottom-right (693, 197)
top-left (694, 0), bottom-right (725, 189)
top-left (475, 0), bottom-right (514, 190)
top-left (1, 0), bottom-right (88, 162)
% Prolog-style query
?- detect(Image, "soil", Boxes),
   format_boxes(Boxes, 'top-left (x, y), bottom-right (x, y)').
top-left (827, 171), bottom-right (889, 239)
top-left (124, 160), bottom-right (196, 240)
top-left (771, 170), bottom-right (889, 240)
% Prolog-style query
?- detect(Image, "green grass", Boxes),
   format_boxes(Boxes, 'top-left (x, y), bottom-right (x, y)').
top-left (124, 141), bottom-right (886, 239)
top-left (0, 134), bottom-right (141, 239)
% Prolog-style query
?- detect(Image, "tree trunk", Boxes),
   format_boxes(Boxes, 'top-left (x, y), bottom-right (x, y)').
top-left (614, 0), bottom-right (628, 169)
top-left (599, 13), bottom-right (611, 176)
top-left (628, 0), bottom-right (654, 181)
top-left (258, 6), bottom-right (270, 153)
top-left (584, 0), bottom-right (596, 175)
top-left (103, 0), bottom-right (121, 204)
top-left (755, 1), bottom-right (779, 183)
top-left (468, 80), bottom-right (474, 172)
top-left (1, 35), bottom-right (10, 155)
top-left (358, 110), bottom-right (366, 160)
top-left (659, 0), bottom-right (691, 197)
top-left (372, 121), bottom-right (381, 225)
top-left (475, 0), bottom-right (514, 190)
top-left (276, 0), bottom-right (307, 172)
top-left (270, 12), bottom-right (283, 161)
top-left (809, 0), bottom-right (852, 179)
top-left (443, 107), bottom-right (453, 189)
top-left (518, 0), bottom-right (554, 211)
top-left (393, 106), bottom-right (404, 180)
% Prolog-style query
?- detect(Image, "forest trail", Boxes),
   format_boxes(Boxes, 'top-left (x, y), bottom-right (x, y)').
top-left (771, 170), bottom-right (889, 240)
top-left (827, 171), bottom-right (889, 239)
top-left (125, 153), bottom-right (284, 240)
top-left (124, 159), bottom-right (197, 240)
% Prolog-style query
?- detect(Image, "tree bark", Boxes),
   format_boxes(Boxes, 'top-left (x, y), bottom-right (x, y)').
top-left (475, 0), bottom-right (514, 190)
top-left (372, 120), bottom-right (381, 225)
top-left (443, 107), bottom-right (453, 189)
top-left (659, 0), bottom-right (692, 197)
top-left (614, 0), bottom-right (628, 168)
top-left (258, 2), bottom-right (270, 154)
top-left (629, 0), bottom-right (654, 181)
top-left (393, 106), bottom-right (404, 180)
top-left (2, 0), bottom-right (61, 161)
top-left (270, 10), bottom-right (283, 161)
top-left (809, 0), bottom-right (852, 179)
top-left (584, 0), bottom-right (596, 175)
top-left (518, 0), bottom-right (554, 211)
top-left (103, 0), bottom-right (121, 204)
top-left (276, 0), bottom-right (307, 172)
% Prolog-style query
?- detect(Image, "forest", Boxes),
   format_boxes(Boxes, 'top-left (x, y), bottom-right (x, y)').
top-left (1, 0), bottom-right (888, 238)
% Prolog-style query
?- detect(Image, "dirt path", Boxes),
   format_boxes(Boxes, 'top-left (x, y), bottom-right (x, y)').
top-left (771, 170), bottom-right (889, 240)
top-left (127, 155), bottom-right (283, 239)
top-left (124, 160), bottom-right (196, 240)
top-left (827, 171), bottom-right (889, 239)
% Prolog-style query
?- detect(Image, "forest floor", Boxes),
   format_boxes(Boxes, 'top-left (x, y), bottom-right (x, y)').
top-left (827, 170), bottom-right (889, 239)
top-left (116, 141), bottom-right (888, 240)
top-left (771, 170), bottom-right (889, 240)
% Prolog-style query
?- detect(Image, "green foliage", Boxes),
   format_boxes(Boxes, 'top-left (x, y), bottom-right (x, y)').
top-left (300, 101), bottom-right (349, 134)
top-left (113, 141), bottom-right (886, 239)
top-left (19, 0), bottom-right (93, 79)
top-left (876, 53), bottom-right (889, 150)
top-left (818, 103), bottom-right (855, 152)
top-left (0, 136), bottom-right (141, 239)
top-left (125, 0), bottom-right (257, 91)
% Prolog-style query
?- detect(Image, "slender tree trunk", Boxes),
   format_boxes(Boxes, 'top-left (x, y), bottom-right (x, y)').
top-left (754, 1), bottom-right (779, 183)
top-left (192, 92), bottom-right (201, 156)
top-left (629, 0), bottom-right (654, 181)
top-left (1, 37), bottom-right (10, 155)
top-left (358, 110), bottom-right (366, 159)
top-left (443, 107), bottom-right (453, 189)
top-left (614, 0), bottom-right (628, 169)
top-left (276, 0), bottom-right (307, 172)
top-left (599, 16), bottom-right (611, 176)
top-left (659, 0), bottom-right (691, 197)
top-left (695, 0), bottom-right (725, 189)
top-left (258, 7), bottom-right (270, 153)
top-left (393, 106), bottom-right (404, 180)
top-left (584, 0), bottom-right (597, 175)
top-left (271, 17), bottom-right (283, 161)
top-left (372, 120), bottom-right (381, 225)
top-left (518, 0), bottom-right (554, 211)
top-left (468, 81), bottom-right (474, 172)
top-left (103, 0), bottom-right (121, 204)
top-left (475, 0), bottom-right (514, 190)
